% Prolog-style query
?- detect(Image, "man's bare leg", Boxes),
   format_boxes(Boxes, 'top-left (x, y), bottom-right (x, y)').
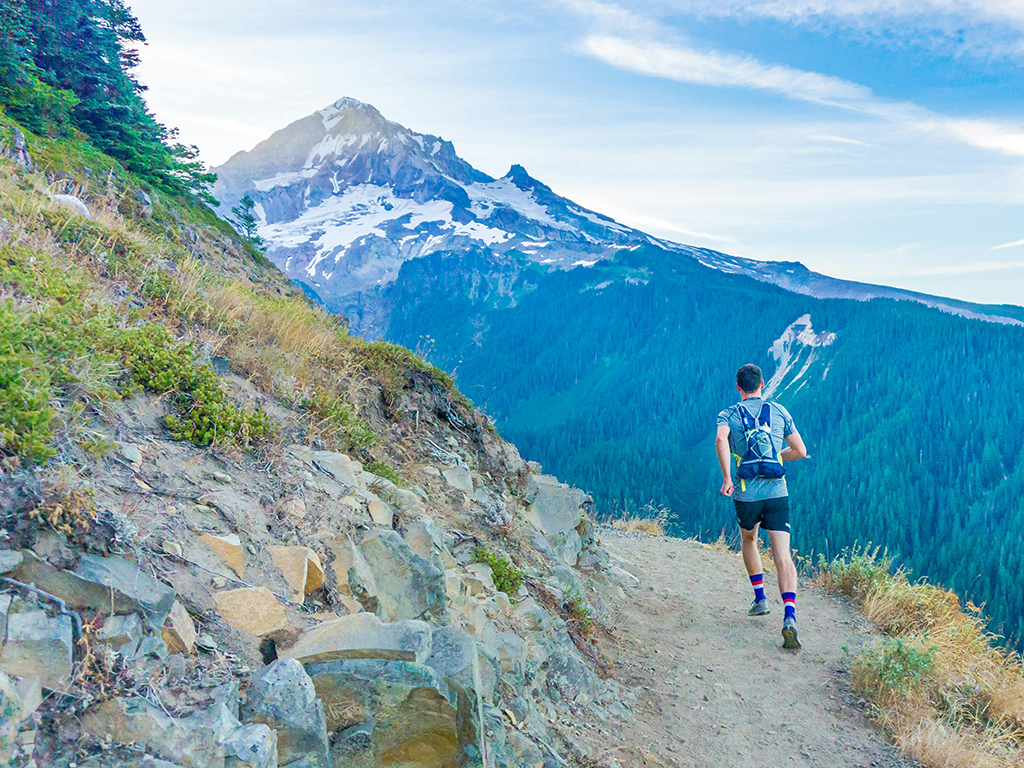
top-left (768, 529), bottom-right (801, 648)
top-left (740, 525), bottom-right (763, 577)
top-left (766, 529), bottom-right (797, 595)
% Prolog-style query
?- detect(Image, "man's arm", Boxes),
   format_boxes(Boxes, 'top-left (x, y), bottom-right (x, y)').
top-left (715, 424), bottom-right (734, 497)
top-left (780, 430), bottom-right (808, 462)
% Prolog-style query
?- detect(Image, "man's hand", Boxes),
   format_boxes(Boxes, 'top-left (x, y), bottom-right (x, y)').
top-left (720, 479), bottom-right (734, 497)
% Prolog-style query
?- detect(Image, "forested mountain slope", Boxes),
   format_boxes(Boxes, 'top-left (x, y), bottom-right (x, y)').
top-left (378, 245), bottom-right (1024, 650)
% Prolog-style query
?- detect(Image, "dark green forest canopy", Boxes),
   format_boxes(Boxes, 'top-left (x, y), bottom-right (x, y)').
top-left (382, 245), bottom-right (1024, 652)
top-left (0, 0), bottom-right (215, 199)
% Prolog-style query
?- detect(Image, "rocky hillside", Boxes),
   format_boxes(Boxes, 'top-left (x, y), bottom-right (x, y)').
top-left (0, 117), bottom-right (639, 768)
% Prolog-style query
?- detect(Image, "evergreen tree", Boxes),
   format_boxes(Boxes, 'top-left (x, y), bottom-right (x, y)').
top-left (230, 195), bottom-right (264, 249)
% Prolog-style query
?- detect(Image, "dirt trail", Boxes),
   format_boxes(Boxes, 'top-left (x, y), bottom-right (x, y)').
top-left (577, 531), bottom-right (918, 768)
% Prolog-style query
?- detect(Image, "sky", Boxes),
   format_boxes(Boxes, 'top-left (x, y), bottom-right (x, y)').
top-left (129, 0), bottom-right (1024, 306)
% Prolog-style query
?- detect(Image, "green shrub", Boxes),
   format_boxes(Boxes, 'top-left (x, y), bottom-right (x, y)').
top-left (0, 302), bottom-right (56, 462)
top-left (302, 390), bottom-right (376, 451)
top-left (565, 592), bottom-right (593, 634)
top-left (366, 459), bottom-right (405, 487)
top-left (857, 636), bottom-right (936, 694)
top-left (474, 546), bottom-right (525, 597)
top-left (118, 324), bottom-right (274, 447)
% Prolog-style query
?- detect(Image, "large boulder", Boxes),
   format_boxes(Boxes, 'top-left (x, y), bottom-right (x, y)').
top-left (305, 658), bottom-right (460, 768)
top-left (246, 659), bottom-right (330, 768)
top-left (281, 613), bottom-right (432, 664)
top-left (524, 475), bottom-right (586, 536)
top-left (82, 695), bottom-right (277, 768)
top-left (14, 552), bottom-right (176, 629)
top-left (0, 608), bottom-right (74, 691)
top-left (353, 531), bottom-right (445, 622)
top-left (214, 588), bottom-right (286, 637)
top-left (402, 516), bottom-right (456, 573)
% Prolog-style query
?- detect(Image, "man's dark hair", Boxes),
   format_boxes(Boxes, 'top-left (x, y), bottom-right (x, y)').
top-left (737, 364), bottom-right (763, 394)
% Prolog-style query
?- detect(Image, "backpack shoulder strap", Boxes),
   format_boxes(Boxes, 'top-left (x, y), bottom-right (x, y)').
top-left (758, 402), bottom-right (772, 427)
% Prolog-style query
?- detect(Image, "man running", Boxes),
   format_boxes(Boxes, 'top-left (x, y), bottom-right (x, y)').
top-left (715, 364), bottom-right (808, 649)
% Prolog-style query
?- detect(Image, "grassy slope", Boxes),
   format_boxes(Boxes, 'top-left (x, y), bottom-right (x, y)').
top-left (0, 108), bottom-right (474, 475)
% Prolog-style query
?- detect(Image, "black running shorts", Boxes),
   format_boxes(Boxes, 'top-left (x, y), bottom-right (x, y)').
top-left (734, 496), bottom-right (791, 532)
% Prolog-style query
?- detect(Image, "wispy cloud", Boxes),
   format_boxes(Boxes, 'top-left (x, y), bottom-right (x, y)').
top-left (580, 32), bottom-right (1024, 157)
top-left (993, 238), bottom-right (1024, 250)
top-left (653, 0), bottom-right (1024, 59)
top-left (891, 260), bottom-right (1024, 276)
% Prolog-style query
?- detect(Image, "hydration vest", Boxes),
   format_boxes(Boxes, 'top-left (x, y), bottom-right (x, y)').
top-left (734, 402), bottom-right (786, 481)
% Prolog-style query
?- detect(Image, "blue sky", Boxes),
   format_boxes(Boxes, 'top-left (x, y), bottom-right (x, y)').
top-left (130, 0), bottom-right (1024, 305)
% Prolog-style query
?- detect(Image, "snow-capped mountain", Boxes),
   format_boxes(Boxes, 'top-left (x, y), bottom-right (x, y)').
top-left (213, 98), bottom-right (644, 308)
top-left (214, 97), bottom-right (1024, 328)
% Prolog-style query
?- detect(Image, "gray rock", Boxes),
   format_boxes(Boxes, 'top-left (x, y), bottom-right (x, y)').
top-left (121, 635), bottom-right (169, 663)
top-left (304, 658), bottom-right (459, 768)
top-left (355, 530), bottom-right (445, 622)
top-left (246, 659), bottom-right (329, 767)
top-left (330, 723), bottom-right (374, 768)
top-left (403, 516), bottom-right (455, 572)
top-left (0, 550), bottom-right (23, 574)
top-left (75, 554), bottom-right (177, 629)
top-left (480, 624), bottom-right (526, 681)
top-left (547, 529), bottom-right (582, 567)
top-left (220, 721), bottom-right (277, 768)
top-left (525, 475), bottom-right (586, 535)
top-left (196, 489), bottom-right (269, 532)
top-left (49, 193), bottom-right (90, 218)
top-left (0, 609), bottom-right (74, 691)
top-left (442, 465), bottom-right (474, 495)
top-left (120, 442), bottom-right (143, 465)
top-left (10, 127), bottom-right (32, 169)
top-left (133, 188), bottom-right (154, 217)
top-left (424, 626), bottom-right (498, 706)
top-left (98, 613), bottom-right (144, 647)
top-left (281, 612), bottom-right (432, 664)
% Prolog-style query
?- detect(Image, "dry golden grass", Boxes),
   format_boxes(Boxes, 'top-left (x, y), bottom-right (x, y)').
top-left (604, 503), bottom-right (669, 536)
top-left (817, 546), bottom-right (1024, 767)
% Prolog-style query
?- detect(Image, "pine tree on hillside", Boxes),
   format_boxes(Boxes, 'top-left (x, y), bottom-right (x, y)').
top-left (0, 0), bottom-right (217, 202)
top-left (231, 195), bottom-right (264, 249)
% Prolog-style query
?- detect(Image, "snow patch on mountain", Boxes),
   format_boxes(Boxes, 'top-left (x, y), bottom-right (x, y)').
top-left (465, 178), bottom-right (569, 230)
top-left (764, 314), bottom-right (836, 398)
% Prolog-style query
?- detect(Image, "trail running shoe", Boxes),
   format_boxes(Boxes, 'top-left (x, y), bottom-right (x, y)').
top-left (782, 616), bottom-right (801, 649)
top-left (748, 598), bottom-right (770, 616)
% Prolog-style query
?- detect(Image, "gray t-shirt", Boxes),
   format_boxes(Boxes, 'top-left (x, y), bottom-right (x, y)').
top-left (716, 398), bottom-right (796, 502)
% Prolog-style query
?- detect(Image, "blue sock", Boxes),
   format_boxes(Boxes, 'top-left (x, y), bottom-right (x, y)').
top-left (750, 574), bottom-right (766, 603)
top-left (782, 592), bottom-right (796, 621)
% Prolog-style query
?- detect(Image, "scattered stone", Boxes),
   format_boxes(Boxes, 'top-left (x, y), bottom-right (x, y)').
top-left (0, 609), bottom-right (74, 691)
top-left (166, 654), bottom-right (187, 679)
top-left (442, 465), bottom-right (474, 495)
top-left (281, 613), bottom-right (432, 665)
top-left (197, 489), bottom-right (269, 531)
top-left (279, 496), bottom-right (306, 522)
top-left (98, 613), bottom-right (144, 647)
top-left (367, 500), bottom-right (393, 528)
top-left (211, 471), bottom-right (232, 484)
top-left (10, 127), bottom-right (32, 169)
top-left (525, 475), bottom-right (587, 535)
top-left (133, 188), bottom-right (154, 217)
top-left (49, 193), bottom-right (90, 219)
top-left (162, 600), bottom-right (197, 655)
top-left (120, 442), bottom-right (143, 465)
top-left (200, 533), bottom-right (245, 577)
top-left (214, 588), bottom-right (286, 637)
top-left (161, 540), bottom-right (183, 557)
top-left (195, 633), bottom-right (218, 652)
top-left (246, 658), bottom-right (330, 768)
top-left (269, 546), bottom-right (324, 600)
top-left (355, 531), bottom-right (445, 622)
top-left (0, 550), bottom-right (23, 574)
top-left (306, 658), bottom-right (459, 767)
top-left (464, 563), bottom-right (496, 596)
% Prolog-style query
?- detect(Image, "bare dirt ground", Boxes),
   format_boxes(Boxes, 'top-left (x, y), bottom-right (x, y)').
top-left (567, 530), bottom-right (920, 768)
